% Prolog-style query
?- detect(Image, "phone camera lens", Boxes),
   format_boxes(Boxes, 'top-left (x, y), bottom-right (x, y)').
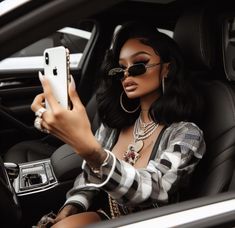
top-left (53, 67), bottom-right (58, 76)
top-left (45, 52), bottom-right (49, 65)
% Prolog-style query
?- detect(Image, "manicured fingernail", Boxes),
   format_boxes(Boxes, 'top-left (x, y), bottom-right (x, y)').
top-left (70, 75), bottom-right (76, 91)
top-left (38, 71), bottom-right (44, 82)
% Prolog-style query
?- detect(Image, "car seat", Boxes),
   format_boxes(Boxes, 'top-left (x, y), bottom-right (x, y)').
top-left (173, 7), bottom-right (235, 199)
top-left (4, 95), bottom-right (99, 163)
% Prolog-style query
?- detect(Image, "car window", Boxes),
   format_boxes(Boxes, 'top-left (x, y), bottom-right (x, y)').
top-left (0, 0), bottom-right (32, 16)
top-left (0, 22), bottom-right (95, 75)
top-left (12, 27), bottom-right (92, 57)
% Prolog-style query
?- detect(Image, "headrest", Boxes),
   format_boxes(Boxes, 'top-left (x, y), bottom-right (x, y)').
top-left (222, 15), bottom-right (235, 81)
top-left (173, 7), bottom-right (216, 71)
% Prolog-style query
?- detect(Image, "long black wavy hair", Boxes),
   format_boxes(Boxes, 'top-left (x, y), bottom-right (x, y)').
top-left (96, 21), bottom-right (203, 130)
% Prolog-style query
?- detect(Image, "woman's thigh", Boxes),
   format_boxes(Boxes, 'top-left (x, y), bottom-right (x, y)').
top-left (51, 212), bottom-right (101, 228)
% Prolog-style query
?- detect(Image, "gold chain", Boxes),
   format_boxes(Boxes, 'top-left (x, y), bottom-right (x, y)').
top-left (108, 116), bottom-right (158, 219)
top-left (108, 194), bottom-right (122, 219)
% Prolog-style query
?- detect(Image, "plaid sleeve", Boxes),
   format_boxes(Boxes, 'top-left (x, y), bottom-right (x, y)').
top-left (63, 172), bottom-right (99, 211)
top-left (62, 124), bottom-right (117, 210)
top-left (83, 121), bottom-right (206, 207)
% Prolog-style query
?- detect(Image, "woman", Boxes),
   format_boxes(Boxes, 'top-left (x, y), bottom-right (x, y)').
top-left (32, 21), bottom-right (206, 227)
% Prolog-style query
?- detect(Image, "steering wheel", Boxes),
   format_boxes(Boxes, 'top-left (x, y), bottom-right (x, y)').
top-left (0, 157), bottom-right (21, 226)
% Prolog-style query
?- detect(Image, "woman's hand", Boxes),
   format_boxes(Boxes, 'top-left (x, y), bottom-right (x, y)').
top-left (53, 204), bottom-right (81, 224)
top-left (31, 72), bottom-right (105, 165)
top-left (36, 205), bottom-right (80, 227)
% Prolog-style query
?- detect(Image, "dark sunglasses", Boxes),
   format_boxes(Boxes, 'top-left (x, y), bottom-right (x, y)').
top-left (108, 62), bottom-right (161, 80)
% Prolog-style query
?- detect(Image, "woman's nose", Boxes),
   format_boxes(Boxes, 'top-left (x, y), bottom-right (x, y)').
top-left (124, 69), bottom-right (129, 77)
top-left (124, 65), bottom-right (132, 77)
top-left (121, 69), bottom-right (129, 81)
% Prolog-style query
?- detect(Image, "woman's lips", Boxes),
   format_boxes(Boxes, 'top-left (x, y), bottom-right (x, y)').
top-left (123, 80), bottom-right (138, 92)
top-left (125, 85), bottom-right (138, 92)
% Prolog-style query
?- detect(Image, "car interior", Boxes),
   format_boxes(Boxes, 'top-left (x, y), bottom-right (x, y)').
top-left (1, 0), bottom-right (235, 227)
top-left (173, 5), bottom-right (235, 199)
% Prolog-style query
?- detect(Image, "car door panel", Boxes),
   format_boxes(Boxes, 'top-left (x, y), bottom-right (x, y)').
top-left (0, 74), bottom-right (44, 155)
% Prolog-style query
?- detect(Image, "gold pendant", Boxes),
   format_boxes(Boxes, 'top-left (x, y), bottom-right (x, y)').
top-left (132, 140), bottom-right (144, 153)
top-left (124, 140), bottom-right (144, 165)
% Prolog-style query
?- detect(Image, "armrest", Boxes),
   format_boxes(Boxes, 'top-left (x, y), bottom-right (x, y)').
top-left (51, 144), bottom-right (83, 181)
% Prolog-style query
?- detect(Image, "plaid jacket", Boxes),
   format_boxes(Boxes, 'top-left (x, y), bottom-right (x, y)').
top-left (64, 121), bottom-right (206, 211)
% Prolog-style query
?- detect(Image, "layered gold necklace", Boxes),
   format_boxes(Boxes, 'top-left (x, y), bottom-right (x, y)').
top-left (109, 116), bottom-right (159, 218)
top-left (124, 116), bottom-right (159, 165)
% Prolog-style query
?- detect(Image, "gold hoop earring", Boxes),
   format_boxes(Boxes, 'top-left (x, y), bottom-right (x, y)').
top-left (120, 91), bottom-right (140, 113)
top-left (162, 77), bottom-right (165, 94)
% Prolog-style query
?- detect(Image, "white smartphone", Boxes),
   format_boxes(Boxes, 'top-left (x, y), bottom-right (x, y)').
top-left (43, 46), bottom-right (71, 110)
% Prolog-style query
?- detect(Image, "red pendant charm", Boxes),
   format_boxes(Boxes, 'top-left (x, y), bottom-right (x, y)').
top-left (123, 140), bottom-right (144, 165)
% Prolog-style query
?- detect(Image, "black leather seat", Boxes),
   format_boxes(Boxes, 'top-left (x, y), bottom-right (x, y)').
top-left (4, 95), bottom-right (99, 164)
top-left (174, 7), bottom-right (235, 199)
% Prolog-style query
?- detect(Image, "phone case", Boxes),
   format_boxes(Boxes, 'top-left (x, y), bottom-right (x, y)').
top-left (43, 46), bottom-right (70, 110)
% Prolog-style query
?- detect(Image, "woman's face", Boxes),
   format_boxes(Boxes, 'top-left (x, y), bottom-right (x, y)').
top-left (119, 38), bottom-right (168, 100)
